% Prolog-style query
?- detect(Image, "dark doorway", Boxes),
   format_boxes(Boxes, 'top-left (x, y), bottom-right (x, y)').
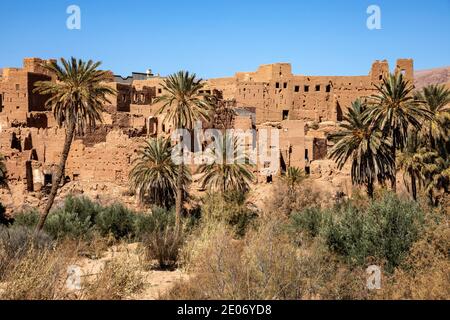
top-left (11, 133), bottom-right (22, 151)
top-left (44, 174), bottom-right (53, 186)
top-left (336, 102), bottom-right (343, 122)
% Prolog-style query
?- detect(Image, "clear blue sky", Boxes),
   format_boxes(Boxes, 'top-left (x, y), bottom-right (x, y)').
top-left (0, 0), bottom-right (449, 78)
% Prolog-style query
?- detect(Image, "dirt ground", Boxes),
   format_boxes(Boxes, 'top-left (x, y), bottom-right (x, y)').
top-left (75, 242), bottom-right (189, 300)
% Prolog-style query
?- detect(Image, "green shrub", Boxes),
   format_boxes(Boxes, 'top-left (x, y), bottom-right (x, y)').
top-left (325, 193), bottom-right (424, 271)
top-left (291, 207), bottom-right (328, 238)
top-left (366, 193), bottom-right (425, 269)
top-left (201, 191), bottom-right (257, 237)
top-left (13, 197), bottom-right (139, 240)
top-left (134, 206), bottom-right (175, 240)
top-left (44, 196), bottom-right (100, 239)
top-left (95, 203), bottom-right (136, 239)
top-left (325, 204), bottom-right (378, 265)
top-left (13, 209), bottom-right (40, 228)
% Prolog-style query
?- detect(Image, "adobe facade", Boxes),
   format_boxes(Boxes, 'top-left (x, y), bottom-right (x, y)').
top-left (203, 58), bottom-right (414, 124)
top-left (0, 57), bottom-right (415, 205)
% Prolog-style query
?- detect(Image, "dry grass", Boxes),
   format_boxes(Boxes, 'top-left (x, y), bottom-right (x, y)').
top-left (0, 243), bottom-right (77, 300)
top-left (265, 180), bottom-right (332, 216)
top-left (163, 214), bottom-right (370, 300)
top-left (142, 225), bottom-right (185, 270)
top-left (81, 259), bottom-right (144, 300)
top-left (0, 233), bottom-right (145, 300)
top-left (163, 199), bottom-right (450, 300)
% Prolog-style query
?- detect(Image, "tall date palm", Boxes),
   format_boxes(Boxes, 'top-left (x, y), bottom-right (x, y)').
top-left (398, 135), bottom-right (439, 201)
top-left (364, 73), bottom-right (432, 191)
top-left (33, 58), bottom-right (116, 231)
top-left (415, 84), bottom-right (450, 152)
top-left (328, 100), bottom-right (394, 198)
top-left (154, 71), bottom-right (212, 227)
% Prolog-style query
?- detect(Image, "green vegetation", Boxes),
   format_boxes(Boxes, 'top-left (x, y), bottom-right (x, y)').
top-left (291, 193), bottom-right (424, 271)
top-left (14, 196), bottom-right (139, 240)
top-left (328, 99), bottom-right (394, 198)
top-left (201, 191), bottom-right (257, 237)
top-left (329, 77), bottom-right (449, 204)
top-left (129, 137), bottom-right (179, 209)
top-left (198, 134), bottom-right (254, 194)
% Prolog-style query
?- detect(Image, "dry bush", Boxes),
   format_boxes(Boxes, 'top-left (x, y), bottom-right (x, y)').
top-left (143, 226), bottom-right (184, 270)
top-left (0, 226), bottom-right (53, 279)
top-left (164, 222), bottom-right (245, 299)
top-left (164, 192), bottom-right (449, 300)
top-left (163, 215), bottom-right (370, 300)
top-left (0, 242), bottom-right (77, 300)
top-left (137, 207), bottom-right (186, 270)
top-left (73, 232), bottom-right (111, 260)
top-left (81, 259), bottom-right (144, 300)
top-left (266, 180), bottom-right (330, 216)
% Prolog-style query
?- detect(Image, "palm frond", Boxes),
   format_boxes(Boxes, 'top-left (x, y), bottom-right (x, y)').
top-left (33, 57), bottom-right (116, 135)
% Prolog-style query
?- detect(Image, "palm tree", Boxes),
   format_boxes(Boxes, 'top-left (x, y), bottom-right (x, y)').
top-left (283, 166), bottom-right (306, 194)
top-left (33, 58), bottom-right (116, 231)
top-left (0, 154), bottom-right (6, 187)
top-left (328, 99), bottom-right (394, 198)
top-left (154, 71), bottom-right (213, 227)
top-left (398, 135), bottom-right (439, 201)
top-left (415, 84), bottom-right (450, 152)
top-left (129, 137), bottom-right (190, 208)
top-left (424, 156), bottom-right (450, 206)
top-left (198, 134), bottom-right (254, 194)
top-left (364, 73), bottom-right (432, 191)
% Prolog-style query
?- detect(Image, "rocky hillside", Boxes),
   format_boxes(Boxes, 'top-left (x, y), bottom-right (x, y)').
top-left (415, 66), bottom-right (450, 89)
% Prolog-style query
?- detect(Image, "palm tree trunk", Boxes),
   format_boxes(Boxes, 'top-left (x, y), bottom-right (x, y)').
top-left (411, 174), bottom-right (417, 201)
top-left (36, 121), bottom-right (76, 231)
top-left (428, 189), bottom-right (434, 207)
top-left (391, 138), bottom-right (397, 193)
top-left (367, 179), bottom-right (374, 199)
top-left (175, 163), bottom-right (183, 230)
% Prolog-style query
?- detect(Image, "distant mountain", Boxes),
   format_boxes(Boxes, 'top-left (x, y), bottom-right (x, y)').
top-left (415, 66), bottom-right (450, 89)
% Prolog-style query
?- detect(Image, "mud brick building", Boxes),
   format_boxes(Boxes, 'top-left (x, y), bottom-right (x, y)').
top-left (0, 57), bottom-right (415, 194)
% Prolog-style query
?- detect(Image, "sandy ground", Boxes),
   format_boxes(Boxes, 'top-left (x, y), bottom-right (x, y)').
top-left (75, 242), bottom-right (189, 300)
